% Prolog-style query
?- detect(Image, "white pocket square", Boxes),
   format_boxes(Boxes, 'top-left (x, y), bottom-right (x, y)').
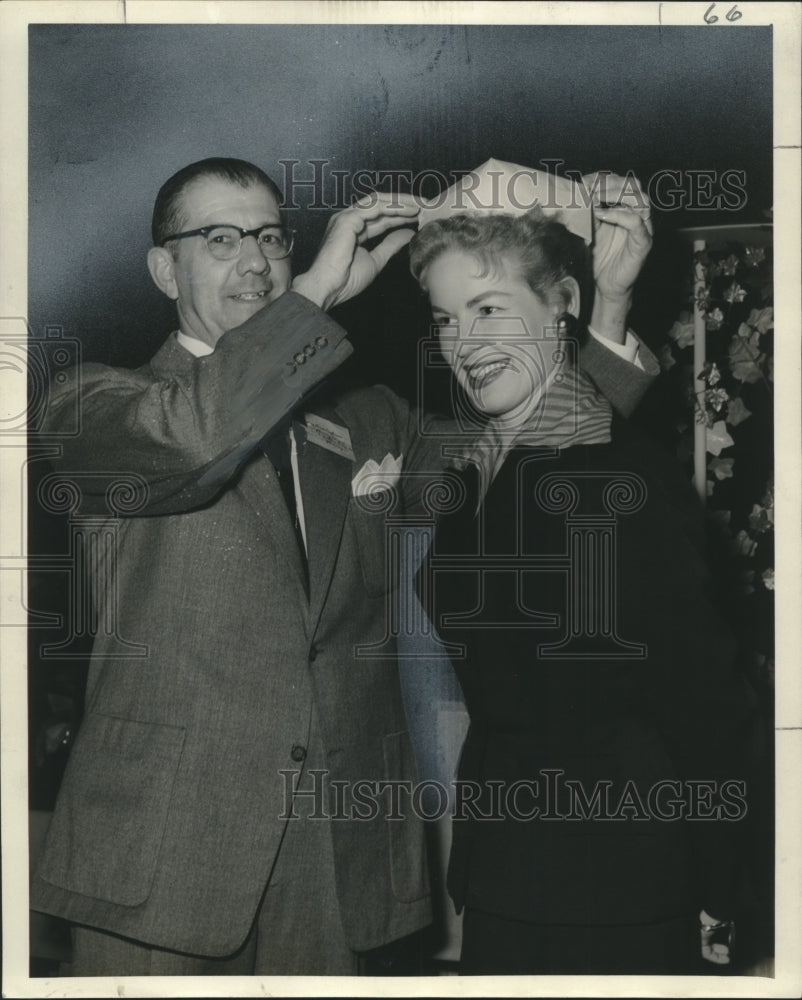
top-left (351, 452), bottom-right (404, 497)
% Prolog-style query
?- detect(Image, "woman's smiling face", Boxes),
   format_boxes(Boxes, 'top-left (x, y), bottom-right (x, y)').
top-left (426, 249), bottom-right (565, 420)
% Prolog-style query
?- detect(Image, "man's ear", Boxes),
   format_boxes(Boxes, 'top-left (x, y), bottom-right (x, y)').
top-left (553, 276), bottom-right (581, 319)
top-left (147, 246), bottom-right (179, 301)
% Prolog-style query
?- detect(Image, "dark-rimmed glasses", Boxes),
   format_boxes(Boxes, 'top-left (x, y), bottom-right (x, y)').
top-left (161, 224), bottom-right (295, 261)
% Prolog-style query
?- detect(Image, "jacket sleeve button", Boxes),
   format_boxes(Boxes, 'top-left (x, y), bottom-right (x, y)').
top-left (290, 744), bottom-right (307, 762)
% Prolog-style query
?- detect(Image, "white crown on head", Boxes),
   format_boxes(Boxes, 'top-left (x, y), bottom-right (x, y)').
top-left (417, 157), bottom-right (593, 244)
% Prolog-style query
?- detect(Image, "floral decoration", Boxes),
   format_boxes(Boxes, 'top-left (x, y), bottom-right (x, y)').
top-left (660, 237), bottom-right (775, 691)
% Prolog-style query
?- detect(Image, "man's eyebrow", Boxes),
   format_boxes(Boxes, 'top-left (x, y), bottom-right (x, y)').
top-left (198, 220), bottom-right (284, 230)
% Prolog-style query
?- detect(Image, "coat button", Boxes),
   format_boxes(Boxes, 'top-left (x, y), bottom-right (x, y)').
top-left (291, 744), bottom-right (307, 762)
top-left (309, 644), bottom-right (319, 662)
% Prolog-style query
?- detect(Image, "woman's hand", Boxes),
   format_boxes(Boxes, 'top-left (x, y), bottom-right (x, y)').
top-left (585, 171), bottom-right (653, 301)
top-left (292, 193), bottom-right (420, 310)
top-left (583, 172), bottom-right (653, 345)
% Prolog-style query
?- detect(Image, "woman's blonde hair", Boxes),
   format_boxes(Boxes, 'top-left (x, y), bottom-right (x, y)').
top-left (409, 207), bottom-right (593, 328)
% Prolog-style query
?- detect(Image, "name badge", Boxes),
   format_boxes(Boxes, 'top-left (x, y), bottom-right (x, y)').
top-left (303, 414), bottom-right (355, 461)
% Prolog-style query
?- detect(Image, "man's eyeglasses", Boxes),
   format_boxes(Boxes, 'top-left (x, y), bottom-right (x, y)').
top-left (161, 224), bottom-right (295, 261)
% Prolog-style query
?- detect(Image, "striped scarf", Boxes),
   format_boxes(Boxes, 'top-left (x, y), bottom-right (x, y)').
top-left (450, 364), bottom-right (612, 500)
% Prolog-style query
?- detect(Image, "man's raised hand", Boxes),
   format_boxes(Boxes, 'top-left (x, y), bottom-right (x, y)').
top-left (292, 193), bottom-right (420, 310)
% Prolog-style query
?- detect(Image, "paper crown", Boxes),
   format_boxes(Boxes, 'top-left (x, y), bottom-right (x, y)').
top-left (417, 157), bottom-right (593, 244)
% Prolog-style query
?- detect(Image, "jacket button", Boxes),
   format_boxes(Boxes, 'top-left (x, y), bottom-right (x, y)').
top-left (309, 644), bottom-right (319, 662)
top-left (291, 744), bottom-right (307, 762)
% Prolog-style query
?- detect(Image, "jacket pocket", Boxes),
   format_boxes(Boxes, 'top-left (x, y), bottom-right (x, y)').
top-left (37, 714), bottom-right (186, 906)
top-left (382, 730), bottom-right (430, 903)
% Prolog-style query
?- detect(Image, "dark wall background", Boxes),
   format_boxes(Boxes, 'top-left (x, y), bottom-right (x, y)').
top-left (27, 28), bottom-right (775, 959)
top-left (29, 23), bottom-right (772, 394)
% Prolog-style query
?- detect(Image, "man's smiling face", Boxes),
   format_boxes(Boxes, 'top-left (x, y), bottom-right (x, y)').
top-left (160, 176), bottom-right (292, 348)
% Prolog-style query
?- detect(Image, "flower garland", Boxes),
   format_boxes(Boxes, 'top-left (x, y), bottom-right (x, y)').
top-left (660, 240), bottom-right (774, 690)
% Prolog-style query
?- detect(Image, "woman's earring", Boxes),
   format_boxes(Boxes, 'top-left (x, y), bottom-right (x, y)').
top-left (554, 314), bottom-right (576, 384)
top-left (556, 312), bottom-right (579, 340)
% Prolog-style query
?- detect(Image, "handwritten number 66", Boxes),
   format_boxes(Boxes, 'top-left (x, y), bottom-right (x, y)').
top-left (704, 3), bottom-right (743, 22)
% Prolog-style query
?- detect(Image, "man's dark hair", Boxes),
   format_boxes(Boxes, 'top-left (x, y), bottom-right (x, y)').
top-left (151, 157), bottom-right (283, 247)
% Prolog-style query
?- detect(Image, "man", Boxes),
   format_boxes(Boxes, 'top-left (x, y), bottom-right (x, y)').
top-left (30, 158), bottom-right (654, 975)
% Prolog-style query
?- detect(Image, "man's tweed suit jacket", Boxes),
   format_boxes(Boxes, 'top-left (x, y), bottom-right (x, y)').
top-left (30, 292), bottom-right (432, 956)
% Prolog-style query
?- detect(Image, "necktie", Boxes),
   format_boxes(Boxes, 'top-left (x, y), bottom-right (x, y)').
top-left (261, 425), bottom-right (309, 593)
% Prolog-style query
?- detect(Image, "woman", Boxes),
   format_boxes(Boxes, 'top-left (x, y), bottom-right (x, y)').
top-left (409, 205), bottom-right (758, 974)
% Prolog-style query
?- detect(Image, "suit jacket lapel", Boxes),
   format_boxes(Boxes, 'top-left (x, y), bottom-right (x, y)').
top-left (237, 452), bottom-right (312, 618)
top-left (149, 333), bottom-right (311, 617)
top-left (296, 418), bottom-right (352, 628)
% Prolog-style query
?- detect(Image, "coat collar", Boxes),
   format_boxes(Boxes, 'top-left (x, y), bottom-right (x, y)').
top-left (295, 406), bottom-right (352, 628)
top-left (148, 331), bottom-right (196, 378)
